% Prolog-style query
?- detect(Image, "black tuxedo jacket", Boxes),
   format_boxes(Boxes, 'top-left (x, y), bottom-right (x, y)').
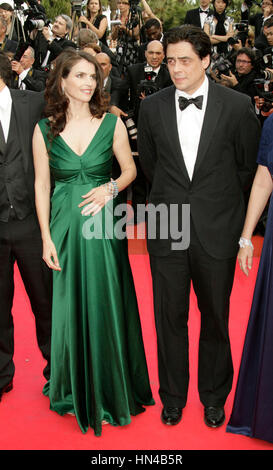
top-left (184, 7), bottom-right (213, 28)
top-left (138, 80), bottom-right (261, 259)
top-left (9, 89), bottom-right (45, 208)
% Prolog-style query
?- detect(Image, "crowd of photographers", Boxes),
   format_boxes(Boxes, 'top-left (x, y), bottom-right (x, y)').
top-left (1, 0), bottom-right (273, 219)
top-left (2, 0), bottom-right (273, 117)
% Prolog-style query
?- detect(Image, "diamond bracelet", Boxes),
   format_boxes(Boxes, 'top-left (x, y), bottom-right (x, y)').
top-left (239, 237), bottom-right (254, 250)
top-left (104, 179), bottom-right (119, 199)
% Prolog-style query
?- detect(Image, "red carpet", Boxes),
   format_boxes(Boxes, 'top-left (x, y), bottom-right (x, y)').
top-left (0, 233), bottom-right (272, 451)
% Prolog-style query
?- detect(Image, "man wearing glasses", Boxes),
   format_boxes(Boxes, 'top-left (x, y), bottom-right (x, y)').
top-left (219, 47), bottom-right (257, 102)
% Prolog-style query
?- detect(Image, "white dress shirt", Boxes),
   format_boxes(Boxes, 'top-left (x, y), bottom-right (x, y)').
top-left (175, 75), bottom-right (209, 180)
top-left (18, 67), bottom-right (31, 90)
top-left (199, 9), bottom-right (210, 28)
top-left (0, 85), bottom-right (12, 142)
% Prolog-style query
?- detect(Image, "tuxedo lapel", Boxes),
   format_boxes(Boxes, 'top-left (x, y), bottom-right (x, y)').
top-left (159, 86), bottom-right (191, 182)
top-left (193, 9), bottom-right (202, 28)
top-left (192, 80), bottom-right (223, 180)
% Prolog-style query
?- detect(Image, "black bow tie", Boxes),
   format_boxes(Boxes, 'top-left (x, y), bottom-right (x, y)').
top-left (178, 95), bottom-right (203, 111)
top-left (199, 8), bottom-right (209, 14)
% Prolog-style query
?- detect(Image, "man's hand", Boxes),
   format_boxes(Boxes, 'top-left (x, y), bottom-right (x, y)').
top-left (42, 26), bottom-right (53, 42)
top-left (11, 61), bottom-right (24, 75)
top-left (220, 71), bottom-right (238, 87)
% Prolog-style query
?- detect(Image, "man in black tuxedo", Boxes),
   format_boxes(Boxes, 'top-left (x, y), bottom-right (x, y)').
top-left (125, 40), bottom-right (173, 123)
top-left (32, 14), bottom-right (76, 70)
top-left (184, 0), bottom-right (213, 28)
top-left (138, 26), bottom-right (261, 428)
top-left (0, 52), bottom-right (52, 402)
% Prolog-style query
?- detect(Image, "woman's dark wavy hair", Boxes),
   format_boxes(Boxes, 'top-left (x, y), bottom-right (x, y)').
top-left (44, 48), bottom-right (109, 140)
top-left (163, 25), bottom-right (212, 59)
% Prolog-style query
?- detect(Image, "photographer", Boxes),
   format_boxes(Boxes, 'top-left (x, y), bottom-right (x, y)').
top-left (78, 0), bottom-right (108, 46)
top-left (124, 39), bottom-right (172, 120)
top-left (138, 17), bottom-right (163, 62)
top-left (220, 47), bottom-right (258, 101)
top-left (241, 0), bottom-right (273, 38)
top-left (255, 16), bottom-right (273, 52)
top-left (11, 45), bottom-right (46, 90)
top-left (31, 14), bottom-right (76, 70)
top-left (111, 0), bottom-right (140, 75)
top-left (123, 40), bottom-right (172, 215)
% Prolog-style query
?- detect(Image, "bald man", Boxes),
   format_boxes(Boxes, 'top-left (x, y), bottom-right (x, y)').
top-left (124, 40), bottom-right (172, 121)
top-left (123, 40), bottom-right (173, 220)
top-left (96, 52), bottom-right (129, 115)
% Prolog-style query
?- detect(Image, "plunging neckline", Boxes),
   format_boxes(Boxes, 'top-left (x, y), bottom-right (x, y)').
top-left (58, 113), bottom-right (108, 158)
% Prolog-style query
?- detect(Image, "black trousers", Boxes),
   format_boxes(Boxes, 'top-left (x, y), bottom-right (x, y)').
top-left (0, 212), bottom-right (52, 388)
top-left (149, 225), bottom-right (236, 409)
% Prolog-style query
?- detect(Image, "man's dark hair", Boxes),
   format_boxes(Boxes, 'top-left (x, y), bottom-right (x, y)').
top-left (0, 51), bottom-right (12, 86)
top-left (163, 25), bottom-right (211, 59)
top-left (236, 47), bottom-right (256, 65)
top-left (264, 17), bottom-right (273, 29)
top-left (144, 18), bottom-right (161, 31)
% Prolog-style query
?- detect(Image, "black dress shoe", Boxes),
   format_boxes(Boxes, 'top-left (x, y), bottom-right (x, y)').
top-left (0, 381), bottom-right (13, 402)
top-left (204, 406), bottom-right (225, 428)
top-left (161, 406), bottom-right (183, 426)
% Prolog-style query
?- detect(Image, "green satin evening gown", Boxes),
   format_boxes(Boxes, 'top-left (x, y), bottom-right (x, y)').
top-left (38, 113), bottom-right (154, 436)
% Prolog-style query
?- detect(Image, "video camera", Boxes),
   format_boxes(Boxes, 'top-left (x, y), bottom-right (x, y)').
top-left (210, 53), bottom-right (233, 79)
top-left (14, 0), bottom-right (48, 33)
top-left (70, 0), bottom-right (83, 17)
top-left (228, 21), bottom-right (249, 47)
top-left (127, 0), bottom-right (141, 30)
top-left (137, 66), bottom-right (161, 96)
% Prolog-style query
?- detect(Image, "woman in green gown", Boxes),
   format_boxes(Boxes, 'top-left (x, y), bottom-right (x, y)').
top-left (32, 49), bottom-right (154, 436)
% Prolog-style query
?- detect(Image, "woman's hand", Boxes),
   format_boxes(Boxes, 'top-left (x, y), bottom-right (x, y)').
top-left (238, 246), bottom-right (253, 276)
top-left (79, 16), bottom-right (89, 26)
top-left (79, 185), bottom-right (112, 217)
top-left (43, 239), bottom-right (61, 271)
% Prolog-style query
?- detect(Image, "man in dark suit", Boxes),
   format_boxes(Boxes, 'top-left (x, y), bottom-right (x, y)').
top-left (11, 45), bottom-right (47, 91)
top-left (184, 0), bottom-right (213, 28)
top-left (125, 40), bottom-right (173, 123)
top-left (254, 16), bottom-right (273, 52)
top-left (96, 52), bottom-right (128, 113)
top-left (0, 51), bottom-right (52, 403)
top-left (138, 26), bottom-right (261, 428)
top-left (32, 14), bottom-right (76, 70)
